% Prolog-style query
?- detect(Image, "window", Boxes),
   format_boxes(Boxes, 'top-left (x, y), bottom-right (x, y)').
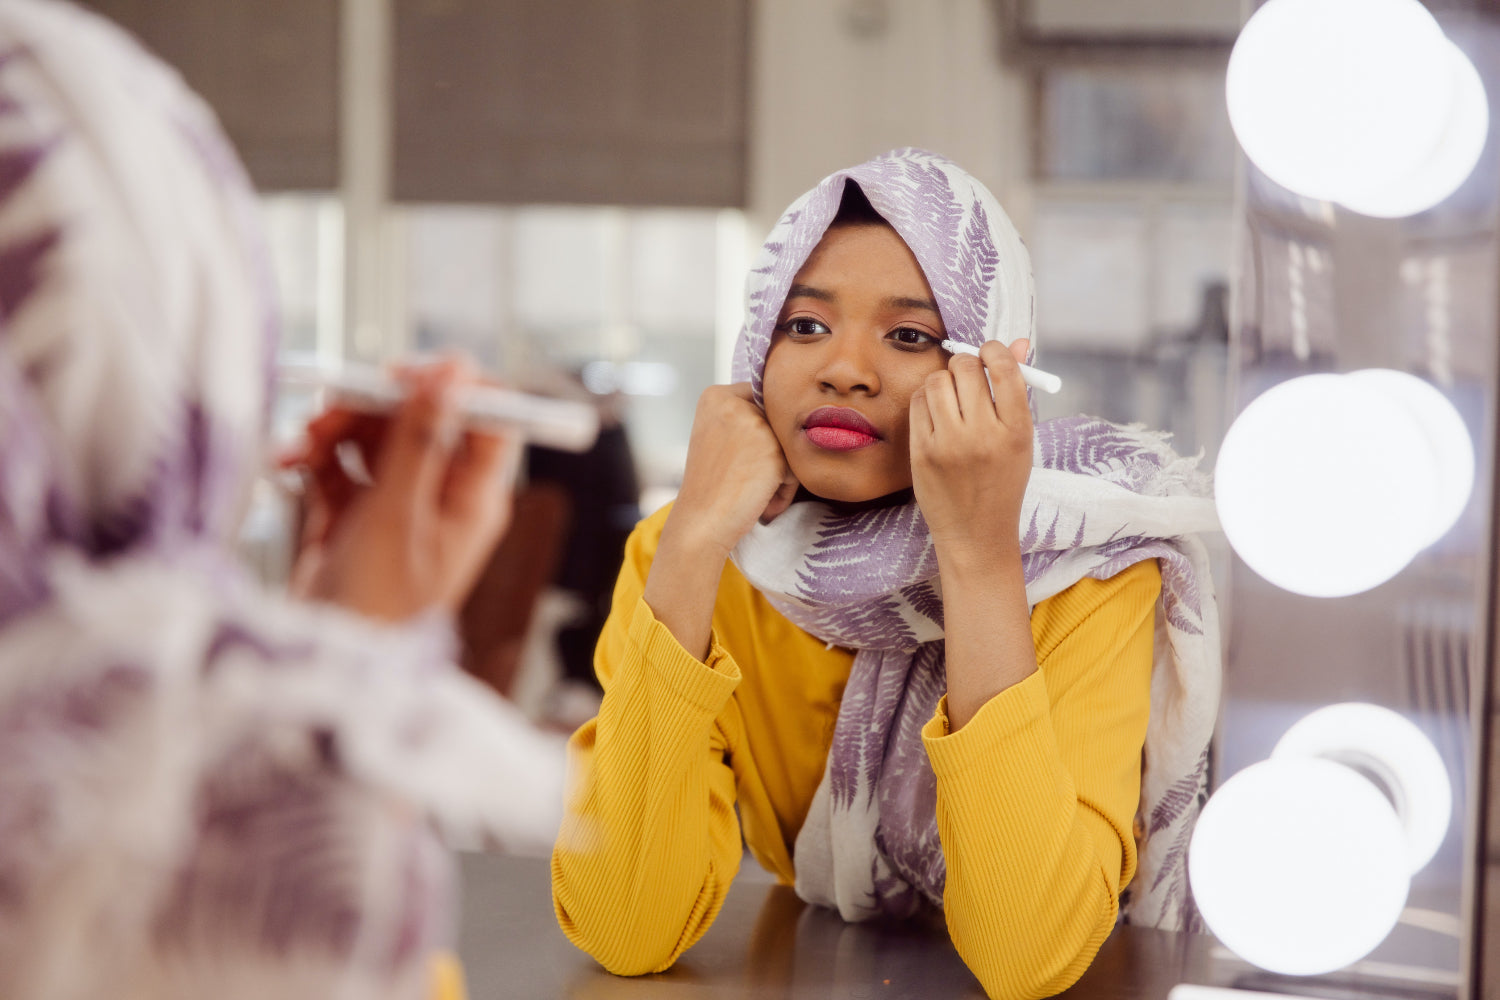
top-left (401, 204), bottom-right (746, 507)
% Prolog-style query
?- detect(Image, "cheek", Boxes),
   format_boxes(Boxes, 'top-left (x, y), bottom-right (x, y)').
top-left (761, 346), bottom-right (802, 436)
top-left (886, 369), bottom-right (935, 431)
top-left (880, 367), bottom-right (941, 461)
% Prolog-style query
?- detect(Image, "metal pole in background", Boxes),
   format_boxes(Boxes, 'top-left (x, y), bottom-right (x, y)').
top-left (340, 0), bottom-right (395, 362)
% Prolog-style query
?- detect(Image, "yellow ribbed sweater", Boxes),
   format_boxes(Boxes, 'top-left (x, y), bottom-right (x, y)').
top-left (551, 503), bottom-right (1160, 1000)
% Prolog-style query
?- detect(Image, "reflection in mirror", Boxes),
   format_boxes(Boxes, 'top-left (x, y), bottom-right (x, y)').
top-left (1216, 10), bottom-right (1500, 997)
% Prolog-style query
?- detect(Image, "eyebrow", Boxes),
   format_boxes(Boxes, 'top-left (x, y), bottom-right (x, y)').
top-left (883, 295), bottom-right (940, 314)
top-left (786, 283), bottom-right (835, 303)
top-left (784, 284), bottom-right (940, 315)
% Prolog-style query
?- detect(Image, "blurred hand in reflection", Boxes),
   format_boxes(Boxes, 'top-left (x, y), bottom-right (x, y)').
top-left (284, 358), bottom-right (522, 623)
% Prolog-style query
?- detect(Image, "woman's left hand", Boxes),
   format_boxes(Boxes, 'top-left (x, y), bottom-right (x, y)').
top-left (909, 339), bottom-right (1033, 563)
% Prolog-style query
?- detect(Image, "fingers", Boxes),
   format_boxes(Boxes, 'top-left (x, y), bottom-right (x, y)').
top-left (918, 341), bottom-right (1032, 447)
top-left (292, 418), bottom-right (386, 542)
top-left (978, 340), bottom-right (1030, 429)
top-left (908, 383), bottom-right (934, 441)
top-left (760, 467), bottom-right (801, 524)
top-left (948, 352), bottom-right (996, 424)
top-left (921, 366), bottom-right (965, 431)
top-left (1009, 337), bottom-right (1031, 366)
top-left (371, 362), bottom-right (465, 516)
top-left (443, 426), bottom-right (522, 526)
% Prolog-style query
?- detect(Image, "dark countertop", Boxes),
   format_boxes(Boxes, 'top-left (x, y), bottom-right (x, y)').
top-left (454, 852), bottom-right (1461, 1000)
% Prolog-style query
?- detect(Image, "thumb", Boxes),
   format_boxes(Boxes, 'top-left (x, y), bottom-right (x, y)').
top-left (1009, 338), bottom-right (1031, 366)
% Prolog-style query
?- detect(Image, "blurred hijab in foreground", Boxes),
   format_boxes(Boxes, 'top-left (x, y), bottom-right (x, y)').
top-left (0, 3), bottom-right (559, 999)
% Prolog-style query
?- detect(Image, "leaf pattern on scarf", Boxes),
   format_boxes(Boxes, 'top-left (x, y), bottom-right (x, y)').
top-left (734, 183), bottom-right (843, 395)
top-left (0, 135), bottom-right (53, 202)
top-left (879, 154), bottom-right (963, 276)
top-left (1037, 416), bottom-right (1164, 482)
top-left (1019, 507), bottom-right (1063, 553)
top-left (900, 581), bottom-right (943, 629)
top-left (826, 650), bottom-right (882, 811)
top-left (0, 227), bottom-right (58, 324)
top-left (155, 739), bottom-right (447, 970)
top-left (1159, 554), bottom-right (1205, 629)
top-left (84, 402), bottom-right (235, 559)
top-left (870, 857), bottom-right (924, 919)
top-left (1150, 799), bottom-right (1201, 900)
top-left (204, 620), bottom-right (317, 675)
top-left (0, 65), bottom-right (59, 324)
top-left (1148, 751), bottom-right (1208, 836)
top-left (0, 48), bottom-right (29, 118)
top-left (797, 505), bottom-right (935, 603)
top-left (1146, 749), bottom-right (1209, 940)
top-left (874, 642), bottom-right (947, 909)
top-left (0, 662), bottom-right (154, 933)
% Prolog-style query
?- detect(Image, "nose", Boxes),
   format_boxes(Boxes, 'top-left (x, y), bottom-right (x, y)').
top-left (816, 334), bottom-right (880, 395)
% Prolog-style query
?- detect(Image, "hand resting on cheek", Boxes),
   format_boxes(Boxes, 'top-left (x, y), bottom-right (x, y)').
top-left (675, 382), bottom-right (802, 547)
top-left (642, 382), bottom-right (799, 662)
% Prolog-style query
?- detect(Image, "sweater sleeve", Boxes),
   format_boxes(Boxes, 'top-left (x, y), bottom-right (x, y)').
top-left (550, 512), bottom-right (746, 976)
top-left (427, 952), bottom-right (467, 1000)
top-left (921, 559), bottom-right (1160, 1000)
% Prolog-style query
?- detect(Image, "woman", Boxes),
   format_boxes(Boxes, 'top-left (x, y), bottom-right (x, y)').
top-left (0, 3), bottom-right (558, 999)
top-left (551, 150), bottom-right (1221, 999)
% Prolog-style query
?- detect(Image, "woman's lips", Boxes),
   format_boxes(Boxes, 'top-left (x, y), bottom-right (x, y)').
top-left (803, 406), bottom-right (881, 452)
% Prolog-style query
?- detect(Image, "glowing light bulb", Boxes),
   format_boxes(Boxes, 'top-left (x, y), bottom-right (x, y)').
top-left (1214, 374), bottom-right (1439, 597)
top-left (1346, 370), bottom-right (1474, 547)
top-left (1226, 0), bottom-right (1455, 204)
top-left (1339, 40), bottom-right (1489, 218)
top-left (1272, 703), bottom-right (1451, 873)
top-left (1190, 757), bottom-right (1410, 976)
top-left (1191, 705), bottom-right (1450, 977)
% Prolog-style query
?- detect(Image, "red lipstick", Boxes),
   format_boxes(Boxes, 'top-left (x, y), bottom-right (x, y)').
top-left (803, 406), bottom-right (881, 452)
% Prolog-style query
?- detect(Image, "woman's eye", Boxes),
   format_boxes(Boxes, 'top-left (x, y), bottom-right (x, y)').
top-left (784, 318), bottom-right (830, 337)
top-left (889, 327), bottom-right (937, 348)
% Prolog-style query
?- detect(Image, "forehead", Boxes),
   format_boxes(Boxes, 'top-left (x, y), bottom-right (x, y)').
top-left (788, 224), bottom-right (936, 301)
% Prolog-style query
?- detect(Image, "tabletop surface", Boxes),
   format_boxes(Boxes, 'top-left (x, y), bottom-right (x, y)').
top-left (454, 852), bottom-right (1462, 1000)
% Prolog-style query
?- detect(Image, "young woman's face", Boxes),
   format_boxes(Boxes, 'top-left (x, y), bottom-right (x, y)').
top-left (762, 224), bottom-right (949, 504)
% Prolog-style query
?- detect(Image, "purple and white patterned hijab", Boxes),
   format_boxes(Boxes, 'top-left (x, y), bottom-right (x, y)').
top-left (0, 4), bottom-right (561, 999)
top-left (729, 149), bottom-right (1222, 932)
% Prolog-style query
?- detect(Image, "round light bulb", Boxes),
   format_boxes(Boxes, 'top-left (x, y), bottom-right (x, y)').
top-left (1215, 374), bottom-right (1439, 597)
top-left (1226, 0), bottom-right (1454, 203)
top-left (1339, 40), bottom-right (1489, 218)
top-left (1272, 702), bottom-right (1451, 874)
top-left (1190, 757), bottom-right (1410, 975)
top-left (1346, 370), bottom-right (1474, 547)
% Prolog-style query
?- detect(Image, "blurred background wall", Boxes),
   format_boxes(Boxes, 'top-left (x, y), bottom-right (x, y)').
top-left (76, 0), bottom-right (1241, 506)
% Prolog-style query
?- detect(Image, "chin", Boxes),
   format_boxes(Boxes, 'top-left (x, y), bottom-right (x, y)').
top-left (804, 481), bottom-right (874, 504)
top-left (793, 466), bottom-right (911, 507)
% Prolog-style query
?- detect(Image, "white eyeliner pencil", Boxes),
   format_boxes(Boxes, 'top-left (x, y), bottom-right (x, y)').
top-left (939, 339), bottom-right (1063, 395)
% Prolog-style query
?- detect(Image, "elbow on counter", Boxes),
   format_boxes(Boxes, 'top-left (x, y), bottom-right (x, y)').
top-left (948, 872), bottom-right (1120, 1000)
top-left (549, 850), bottom-right (713, 978)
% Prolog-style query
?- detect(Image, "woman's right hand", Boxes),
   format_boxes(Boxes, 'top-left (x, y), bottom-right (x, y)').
top-left (668, 383), bottom-right (799, 556)
top-left (643, 383), bottom-right (797, 662)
